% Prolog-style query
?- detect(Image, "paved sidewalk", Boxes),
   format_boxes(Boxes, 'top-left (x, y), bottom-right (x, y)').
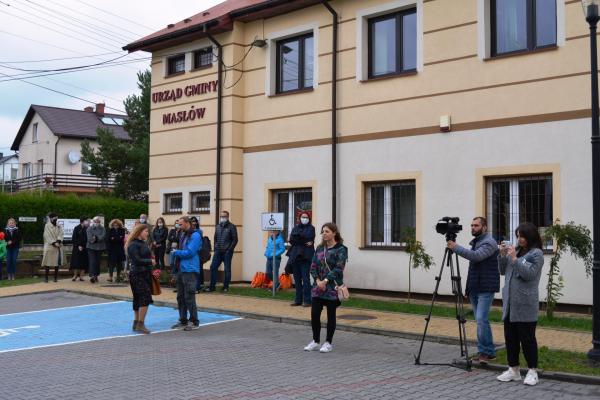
top-left (0, 276), bottom-right (593, 353)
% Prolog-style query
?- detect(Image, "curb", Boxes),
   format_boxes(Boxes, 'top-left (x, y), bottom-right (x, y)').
top-left (454, 360), bottom-right (600, 386)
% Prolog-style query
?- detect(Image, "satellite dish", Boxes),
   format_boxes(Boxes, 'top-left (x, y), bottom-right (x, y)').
top-left (68, 150), bottom-right (81, 164)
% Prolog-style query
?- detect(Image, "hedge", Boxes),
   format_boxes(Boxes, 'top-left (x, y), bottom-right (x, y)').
top-left (0, 192), bottom-right (147, 245)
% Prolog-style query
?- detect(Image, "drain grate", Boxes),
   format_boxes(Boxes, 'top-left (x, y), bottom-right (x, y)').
top-left (338, 314), bottom-right (377, 321)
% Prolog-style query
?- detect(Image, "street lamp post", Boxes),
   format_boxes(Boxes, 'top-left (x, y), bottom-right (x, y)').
top-left (583, 0), bottom-right (600, 363)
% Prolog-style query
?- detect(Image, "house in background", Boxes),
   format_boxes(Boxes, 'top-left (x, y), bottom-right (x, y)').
top-left (0, 152), bottom-right (19, 191)
top-left (9, 103), bottom-right (129, 193)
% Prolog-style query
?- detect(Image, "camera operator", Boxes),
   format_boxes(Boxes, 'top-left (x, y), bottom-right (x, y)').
top-left (447, 216), bottom-right (499, 362)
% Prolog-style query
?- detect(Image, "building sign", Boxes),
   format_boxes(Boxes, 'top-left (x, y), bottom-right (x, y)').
top-left (124, 219), bottom-right (137, 233)
top-left (152, 79), bottom-right (217, 126)
top-left (18, 217), bottom-right (37, 222)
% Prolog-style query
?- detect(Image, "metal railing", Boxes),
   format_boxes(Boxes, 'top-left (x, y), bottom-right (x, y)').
top-left (2, 173), bottom-right (115, 193)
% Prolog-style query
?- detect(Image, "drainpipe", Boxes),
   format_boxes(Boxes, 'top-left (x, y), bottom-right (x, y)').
top-left (205, 26), bottom-right (223, 226)
top-left (321, 0), bottom-right (338, 223)
top-left (53, 135), bottom-right (60, 184)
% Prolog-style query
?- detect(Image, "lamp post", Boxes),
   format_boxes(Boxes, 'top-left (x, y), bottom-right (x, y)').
top-left (583, 0), bottom-right (600, 363)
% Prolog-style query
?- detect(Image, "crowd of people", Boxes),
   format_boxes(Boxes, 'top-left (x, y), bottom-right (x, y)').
top-left (1, 210), bottom-right (548, 383)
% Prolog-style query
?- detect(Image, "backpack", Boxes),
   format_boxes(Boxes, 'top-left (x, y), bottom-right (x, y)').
top-left (200, 236), bottom-right (212, 264)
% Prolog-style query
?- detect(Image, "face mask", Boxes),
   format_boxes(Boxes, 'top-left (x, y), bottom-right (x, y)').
top-left (220, 217), bottom-right (228, 224)
top-left (51, 218), bottom-right (57, 225)
top-left (140, 219), bottom-right (146, 224)
top-left (158, 223), bottom-right (164, 227)
top-left (175, 224), bottom-right (181, 229)
top-left (300, 218), bottom-right (309, 225)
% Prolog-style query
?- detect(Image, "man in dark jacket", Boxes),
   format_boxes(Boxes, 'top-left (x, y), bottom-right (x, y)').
top-left (205, 211), bottom-right (238, 292)
top-left (447, 216), bottom-right (500, 362)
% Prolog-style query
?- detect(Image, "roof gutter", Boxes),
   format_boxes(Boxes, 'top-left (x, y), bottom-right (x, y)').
top-left (204, 25), bottom-right (223, 226)
top-left (123, 19), bottom-right (220, 52)
top-left (229, 0), bottom-right (300, 18)
top-left (321, 0), bottom-right (338, 223)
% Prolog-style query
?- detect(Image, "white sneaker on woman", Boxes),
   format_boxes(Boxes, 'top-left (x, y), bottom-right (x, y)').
top-left (319, 342), bottom-right (333, 353)
top-left (523, 369), bottom-right (539, 386)
top-left (497, 368), bottom-right (521, 382)
top-left (304, 340), bottom-right (319, 351)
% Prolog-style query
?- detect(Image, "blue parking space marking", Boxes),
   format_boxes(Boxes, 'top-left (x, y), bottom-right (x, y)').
top-left (0, 301), bottom-right (241, 353)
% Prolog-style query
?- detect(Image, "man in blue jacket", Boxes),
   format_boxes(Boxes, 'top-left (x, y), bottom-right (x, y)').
top-left (447, 216), bottom-right (500, 363)
top-left (171, 216), bottom-right (202, 331)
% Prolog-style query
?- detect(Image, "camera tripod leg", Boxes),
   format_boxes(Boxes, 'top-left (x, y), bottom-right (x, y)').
top-left (415, 249), bottom-right (448, 365)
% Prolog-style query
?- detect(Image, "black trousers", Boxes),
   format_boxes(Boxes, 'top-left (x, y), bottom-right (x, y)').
top-left (504, 317), bottom-right (538, 368)
top-left (311, 297), bottom-right (340, 344)
top-left (154, 245), bottom-right (166, 268)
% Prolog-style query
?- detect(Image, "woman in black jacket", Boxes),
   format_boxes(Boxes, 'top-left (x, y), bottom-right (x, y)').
top-left (4, 218), bottom-right (22, 281)
top-left (152, 217), bottom-right (168, 269)
top-left (287, 212), bottom-right (316, 307)
top-left (107, 219), bottom-right (126, 282)
top-left (126, 224), bottom-right (155, 334)
top-left (70, 217), bottom-right (89, 282)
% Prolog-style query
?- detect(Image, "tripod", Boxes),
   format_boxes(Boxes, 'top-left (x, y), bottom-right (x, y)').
top-left (414, 246), bottom-right (472, 371)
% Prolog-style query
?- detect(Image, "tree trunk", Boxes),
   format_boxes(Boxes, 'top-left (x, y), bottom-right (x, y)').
top-left (408, 254), bottom-right (412, 304)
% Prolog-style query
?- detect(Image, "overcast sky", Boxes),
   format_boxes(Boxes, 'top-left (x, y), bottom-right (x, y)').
top-left (0, 0), bottom-right (226, 155)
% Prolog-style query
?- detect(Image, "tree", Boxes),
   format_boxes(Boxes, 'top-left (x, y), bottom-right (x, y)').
top-left (401, 227), bottom-right (435, 303)
top-left (543, 220), bottom-right (593, 318)
top-left (81, 70), bottom-right (151, 201)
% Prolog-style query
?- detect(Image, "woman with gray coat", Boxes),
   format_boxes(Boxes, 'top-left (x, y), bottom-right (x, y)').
top-left (497, 222), bottom-right (544, 386)
top-left (87, 216), bottom-right (106, 283)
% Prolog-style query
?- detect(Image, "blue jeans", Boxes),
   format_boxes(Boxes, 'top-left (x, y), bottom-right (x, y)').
top-left (209, 250), bottom-right (233, 289)
top-left (6, 248), bottom-right (18, 276)
top-left (292, 259), bottom-right (312, 305)
top-left (470, 292), bottom-right (496, 356)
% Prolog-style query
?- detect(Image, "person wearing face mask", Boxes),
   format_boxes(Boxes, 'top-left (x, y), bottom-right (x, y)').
top-left (42, 212), bottom-right (64, 283)
top-left (107, 219), bottom-right (126, 282)
top-left (447, 217), bottom-right (500, 363)
top-left (167, 220), bottom-right (183, 292)
top-left (205, 211), bottom-right (238, 292)
top-left (286, 213), bottom-right (316, 307)
top-left (70, 217), bottom-right (89, 282)
top-left (87, 216), bottom-right (106, 283)
top-left (4, 218), bottom-right (22, 281)
top-left (151, 217), bottom-right (168, 269)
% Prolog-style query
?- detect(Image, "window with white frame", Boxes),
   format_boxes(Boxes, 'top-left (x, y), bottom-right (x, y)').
top-left (23, 163), bottom-right (32, 178)
top-left (272, 188), bottom-right (312, 240)
top-left (164, 193), bottom-right (183, 213)
top-left (190, 191), bottom-right (211, 213)
top-left (490, 0), bottom-right (556, 56)
top-left (366, 181), bottom-right (416, 247)
top-left (32, 123), bottom-right (38, 143)
top-left (81, 161), bottom-right (91, 175)
top-left (486, 174), bottom-right (553, 248)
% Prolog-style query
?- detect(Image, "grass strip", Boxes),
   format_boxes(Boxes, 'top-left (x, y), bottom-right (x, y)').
top-left (0, 277), bottom-right (43, 288)
top-left (224, 287), bottom-right (592, 332)
top-left (495, 347), bottom-right (600, 377)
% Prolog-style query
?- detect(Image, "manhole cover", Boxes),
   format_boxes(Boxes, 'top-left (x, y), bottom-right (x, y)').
top-left (338, 314), bottom-right (377, 321)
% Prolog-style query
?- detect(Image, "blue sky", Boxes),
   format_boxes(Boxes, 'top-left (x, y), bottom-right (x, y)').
top-left (0, 0), bottom-right (225, 155)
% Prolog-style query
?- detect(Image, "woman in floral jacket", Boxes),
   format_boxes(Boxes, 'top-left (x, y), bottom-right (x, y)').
top-left (303, 222), bottom-right (348, 354)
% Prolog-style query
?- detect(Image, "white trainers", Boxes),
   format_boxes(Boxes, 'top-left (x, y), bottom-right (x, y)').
top-left (304, 340), bottom-right (320, 351)
top-left (319, 342), bottom-right (333, 353)
top-left (497, 368), bottom-right (521, 382)
top-left (523, 369), bottom-right (539, 386)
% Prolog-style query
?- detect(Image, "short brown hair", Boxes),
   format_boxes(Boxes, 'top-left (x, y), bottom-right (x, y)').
top-left (473, 216), bottom-right (488, 227)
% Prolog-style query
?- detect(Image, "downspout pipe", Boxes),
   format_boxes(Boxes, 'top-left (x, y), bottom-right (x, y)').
top-left (54, 135), bottom-right (60, 181)
top-left (205, 26), bottom-right (223, 226)
top-left (321, 1), bottom-right (338, 223)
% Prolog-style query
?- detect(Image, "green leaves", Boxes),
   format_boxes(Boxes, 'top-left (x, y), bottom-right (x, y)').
top-left (401, 227), bottom-right (434, 270)
top-left (81, 70), bottom-right (151, 201)
top-left (543, 220), bottom-right (593, 318)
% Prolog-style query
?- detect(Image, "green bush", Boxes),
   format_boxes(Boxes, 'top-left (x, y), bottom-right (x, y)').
top-left (0, 192), bottom-right (147, 244)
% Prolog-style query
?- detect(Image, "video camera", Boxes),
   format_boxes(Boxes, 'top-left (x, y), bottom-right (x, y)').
top-left (435, 217), bottom-right (463, 242)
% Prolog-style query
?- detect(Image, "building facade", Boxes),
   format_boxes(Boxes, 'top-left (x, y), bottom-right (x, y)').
top-left (10, 103), bottom-right (128, 193)
top-left (126, 0), bottom-right (593, 305)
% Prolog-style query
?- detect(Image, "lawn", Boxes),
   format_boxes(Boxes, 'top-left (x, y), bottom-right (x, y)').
top-left (495, 347), bottom-right (600, 377)
top-left (0, 277), bottom-right (43, 288)
top-left (224, 287), bottom-right (593, 332)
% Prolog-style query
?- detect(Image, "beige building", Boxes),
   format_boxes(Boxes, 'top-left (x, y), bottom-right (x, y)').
top-left (10, 103), bottom-right (127, 193)
top-left (126, 0), bottom-right (594, 305)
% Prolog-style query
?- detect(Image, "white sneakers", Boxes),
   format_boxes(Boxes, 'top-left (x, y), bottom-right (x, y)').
top-left (523, 369), bottom-right (539, 386)
top-left (319, 342), bottom-right (333, 353)
top-left (304, 340), bottom-right (320, 351)
top-left (497, 368), bottom-right (521, 382)
top-left (303, 340), bottom-right (333, 353)
top-left (497, 368), bottom-right (539, 386)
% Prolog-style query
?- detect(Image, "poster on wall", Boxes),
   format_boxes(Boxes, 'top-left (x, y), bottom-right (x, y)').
top-left (124, 219), bottom-right (137, 233)
top-left (57, 219), bottom-right (81, 241)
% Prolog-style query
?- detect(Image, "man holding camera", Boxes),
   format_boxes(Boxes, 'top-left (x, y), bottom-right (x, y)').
top-left (447, 217), bottom-right (500, 362)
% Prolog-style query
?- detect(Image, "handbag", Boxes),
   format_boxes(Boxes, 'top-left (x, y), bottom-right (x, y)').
top-left (323, 249), bottom-right (350, 301)
top-left (151, 269), bottom-right (162, 295)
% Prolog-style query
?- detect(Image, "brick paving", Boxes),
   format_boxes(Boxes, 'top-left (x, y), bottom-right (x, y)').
top-left (0, 292), bottom-right (599, 400)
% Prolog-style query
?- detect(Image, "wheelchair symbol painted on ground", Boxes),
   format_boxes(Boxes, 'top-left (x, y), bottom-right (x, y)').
top-left (0, 325), bottom-right (40, 338)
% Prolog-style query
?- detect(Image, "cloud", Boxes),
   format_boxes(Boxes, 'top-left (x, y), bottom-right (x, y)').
top-left (0, 115), bottom-right (22, 149)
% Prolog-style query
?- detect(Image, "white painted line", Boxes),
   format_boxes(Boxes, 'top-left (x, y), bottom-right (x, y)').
top-left (0, 317), bottom-right (244, 354)
top-left (0, 301), bottom-right (125, 318)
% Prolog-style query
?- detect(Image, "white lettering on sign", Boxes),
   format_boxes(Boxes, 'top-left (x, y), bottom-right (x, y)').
top-left (0, 325), bottom-right (40, 338)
